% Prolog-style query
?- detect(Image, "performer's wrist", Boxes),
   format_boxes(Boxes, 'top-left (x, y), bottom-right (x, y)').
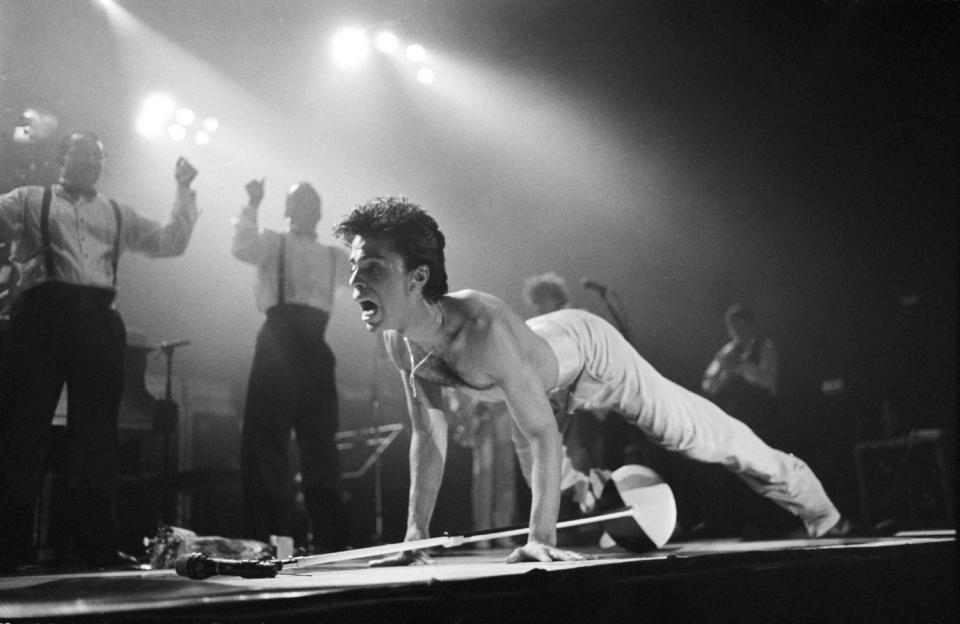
top-left (529, 529), bottom-right (557, 546)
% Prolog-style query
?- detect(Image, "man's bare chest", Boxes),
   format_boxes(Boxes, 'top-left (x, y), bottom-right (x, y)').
top-left (406, 338), bottom-right (495, 393)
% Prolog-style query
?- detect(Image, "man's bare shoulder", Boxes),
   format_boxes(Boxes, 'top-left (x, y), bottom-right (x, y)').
top-left (445, 290), bottom-right (521, 334)
top-left (443, 291), bottom-right (538, 372)
top-left (446, 288), bottom-right (508, 310)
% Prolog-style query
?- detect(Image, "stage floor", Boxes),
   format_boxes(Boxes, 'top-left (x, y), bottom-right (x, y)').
top-left (0, 532), bottom-right (955, 623)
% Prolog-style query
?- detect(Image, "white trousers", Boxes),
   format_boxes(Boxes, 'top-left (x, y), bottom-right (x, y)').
top-left (529, 309), bottom-right (840, 537)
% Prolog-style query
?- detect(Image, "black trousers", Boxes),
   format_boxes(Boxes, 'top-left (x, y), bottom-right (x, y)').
top-left (0, 283), bottom-right (125, 568)
top-left (241, 304), bottom-right (348, 551)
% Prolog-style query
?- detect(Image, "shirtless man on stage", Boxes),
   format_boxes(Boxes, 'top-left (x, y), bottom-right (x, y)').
top-left (333, 197), bottom-right (844, 564)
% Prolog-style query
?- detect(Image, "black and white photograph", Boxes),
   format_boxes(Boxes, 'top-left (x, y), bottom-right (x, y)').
top-left (1, 1), bottom-right (956, 622)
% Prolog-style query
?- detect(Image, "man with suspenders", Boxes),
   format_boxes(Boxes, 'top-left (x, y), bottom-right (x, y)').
top-left (232, 179), bottom-right (350, 553)
top-left (0, 131), bottom-right (199, 572)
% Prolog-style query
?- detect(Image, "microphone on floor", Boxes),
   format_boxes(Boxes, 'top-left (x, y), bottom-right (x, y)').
top-left (175, 552), bottom-right (283, 579)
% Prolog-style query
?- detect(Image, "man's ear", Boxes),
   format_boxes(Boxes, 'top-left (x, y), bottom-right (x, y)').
top-left (412, 266), bottom-right (430, 288)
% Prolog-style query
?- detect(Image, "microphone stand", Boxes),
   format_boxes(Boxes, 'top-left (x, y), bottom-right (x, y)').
top-left (334, 338), bottom-right (402, 546)
top-left (588, 285), bottom-right (637, 349)
top-left (154, 339), bottom-right (190, 526)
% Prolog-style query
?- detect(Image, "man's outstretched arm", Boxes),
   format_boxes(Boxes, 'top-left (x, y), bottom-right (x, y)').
top-left (483, 319), bottom-right (584, 563)
top-left (369, 332), bottom-right (448, 566)
top-left (404, 373), bottom-right (448, 543)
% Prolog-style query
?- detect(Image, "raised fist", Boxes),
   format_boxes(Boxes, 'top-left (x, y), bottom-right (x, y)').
top-left (175, 157), bottom-right (198, 188)
top-left (245, 178), bottom-right (265, 207)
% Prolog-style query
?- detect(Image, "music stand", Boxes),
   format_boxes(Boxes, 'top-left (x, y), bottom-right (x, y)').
top-left (335, 423), bottom-right (404, 543)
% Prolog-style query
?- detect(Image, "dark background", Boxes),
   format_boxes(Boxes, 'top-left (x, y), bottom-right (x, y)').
top-left (2, 0), bottom-right (956, 543)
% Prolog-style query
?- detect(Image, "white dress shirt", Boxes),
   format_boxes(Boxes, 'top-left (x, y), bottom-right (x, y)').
top-left (231, 205), bottom-right (345, 313)
top-left (0, 184), bottom-right (198, 292)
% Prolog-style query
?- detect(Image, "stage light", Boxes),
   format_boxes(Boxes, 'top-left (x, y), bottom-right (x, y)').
top-left (376, 31), bottom-right (399, 54)
top-left (405, 44), bottom-right (426, 63)
top-left (175, 108), bottom-right (196, 126)
top-left (11, 108), bottom-right (58, 143)
top-left (416, 67), bottom-right (435, 84)
top-left (135, 118), bottom-right (158, 138)
top-left (26, 109), bottom-right (50, 129)
top-left (11, 126), bottom-right (31, 144)
top-left (136, 94), bottom-right (217, 144)
top-left (331, 27), bottom-right (369, 68)
top-left (136, 93), bottom-right (175, 137)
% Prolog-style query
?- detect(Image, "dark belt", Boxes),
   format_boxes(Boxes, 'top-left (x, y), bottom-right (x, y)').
top-left (15, 282), bottom-right (116, 317)
top-left (265, 303), bottom-right (330, 333)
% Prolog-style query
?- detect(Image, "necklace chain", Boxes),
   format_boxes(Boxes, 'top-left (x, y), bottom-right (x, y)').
top-left (403, 303), bottom-right (446, 401)
top-left (404, 336), bottom-right (433, 401)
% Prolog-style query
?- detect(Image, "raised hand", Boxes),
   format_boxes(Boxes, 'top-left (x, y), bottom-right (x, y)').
top-left (175, 157), bottom-right (198, 188)
top-left (245, 178), bottom-right (265, 208)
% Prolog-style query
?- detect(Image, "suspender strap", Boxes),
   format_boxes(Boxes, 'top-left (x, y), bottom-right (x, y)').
top-left (39, 188), bottom-right (123, 287)
top-left (109, 199), bottom-right (122, 288)
top-left (40, 186), bottom-right (55, 278)
top-left (277, 234), bottom-right (286, 306)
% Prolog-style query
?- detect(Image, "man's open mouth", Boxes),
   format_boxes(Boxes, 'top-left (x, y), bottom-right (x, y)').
top-left (359, 300), bottom-right (379, 322)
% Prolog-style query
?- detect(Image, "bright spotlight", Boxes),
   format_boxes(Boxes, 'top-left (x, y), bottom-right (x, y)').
top-left (376, 31), bottom-right (399, 54)
top-left (136, 117), bottom-right (160, 138)
top-left (194, 131), bottom-right (210, 146)
top-left (175, 108), bottom-right (196, 126)
top-left (201, 117), bottom-right (219, 133)
top-left (416, 67), bottom-right (435, 84)
top-left (142, 93), bottom-right (175, 115)
top-left (405, 44), bottom-right (426, 63)
top-left (168, 124), bottom-right (187, 141)
top-left (136, 93), bottom-right (175, 137)
top-left (331, 27), bottom-right (369, 68)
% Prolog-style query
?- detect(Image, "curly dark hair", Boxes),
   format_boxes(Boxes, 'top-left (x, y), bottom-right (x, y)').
top-left (333, 197), bottom-right (448, 302)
